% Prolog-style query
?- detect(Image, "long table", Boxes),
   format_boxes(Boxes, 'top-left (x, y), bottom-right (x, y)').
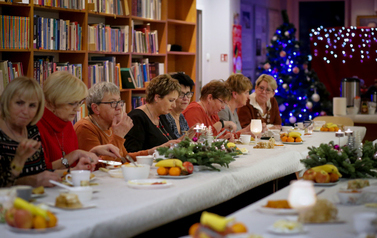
top-left (0, 127), bottom-right (367, 238)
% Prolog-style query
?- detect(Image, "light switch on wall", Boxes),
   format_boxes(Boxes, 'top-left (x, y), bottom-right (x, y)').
top-left (206, 53), bottom-right (210, 62)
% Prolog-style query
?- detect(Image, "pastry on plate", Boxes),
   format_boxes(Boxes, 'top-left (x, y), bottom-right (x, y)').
top-left (55, 193), bottom-right (82, 209)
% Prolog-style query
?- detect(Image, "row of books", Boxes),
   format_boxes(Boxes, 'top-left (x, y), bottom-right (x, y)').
top-left (88, 24), bottom-right (129, 53)
top-left (33, 16), bottom-right (82, 51)
top-left (131, 0), bottom-right (161, 20)
top-left (125, 60), bottom-right (164, 88)
top-left (72, 104), bottom-right (86, 125)
top-left (33, 0), bottom-right (85, 10)
top-left (87, 0), bottom-right (129, 16)
top-left (132, 23), bottom-right (159, 53)
top-left (88, 56), bottom-right (120, 89)
top-left (0, 15), bottom-right (30, 49)
top-left (33, 56), bottom-right (82, 86)
top-left (131, 95), bottom-right (146, 110)
top-left (0, 60), bottom-right (24, 94)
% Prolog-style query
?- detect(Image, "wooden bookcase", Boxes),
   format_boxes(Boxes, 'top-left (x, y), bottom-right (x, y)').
top-left (0, 0), bottom-right (196, 113)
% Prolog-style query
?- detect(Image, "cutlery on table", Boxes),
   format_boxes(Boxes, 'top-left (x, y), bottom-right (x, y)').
top-left (124, 155), bottom-right (139, 167)
top-left (49, 180), bottom-right (74, 190)
top-left (98, 160), bottom-right (122, 166)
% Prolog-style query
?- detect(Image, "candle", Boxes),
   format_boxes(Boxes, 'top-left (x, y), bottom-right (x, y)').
top-left (335, 130), bottom-right (345, 137)
top-left (345, 128), bottom-right (353, 136)
top-left (288, 180), bottom-right (316, 210)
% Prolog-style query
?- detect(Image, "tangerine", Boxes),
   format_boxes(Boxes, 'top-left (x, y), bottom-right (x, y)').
top-left (169, 167), bottom-right (181, 176)
top-left (287, 137), bottom-right (295, 142)
top-left (281, 136), bottom-right (288, 142)
top-left (329, 172), bottom-right (339, 182)
top-left (334, 127), bottom-right (339, 131)
top-left (323, 127), bottom-right (329, 131)
top-left (320, 127), bottom-right (325, 131)
top-left (157, 167), bottom-right (169, 175)
top-left (328, 127), bottom-right (335, 132)
top-left (230, 222), bottom-right (248, 233)
top-left (295, 137), bottom-right (302, 142)
top-left (46, 211), bottom-right (58, 228)
top-left (33, 215), bottom-right (47, 229)
top-left (188, 222), bottom-right (200, 236)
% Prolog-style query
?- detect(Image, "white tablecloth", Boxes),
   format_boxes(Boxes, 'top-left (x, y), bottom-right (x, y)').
top-left (345, 114), bottom-right (377, 124)
top-left (0, 128), bottom-right (367, 237)
top-left (227, 179), bottom-right (377, 238)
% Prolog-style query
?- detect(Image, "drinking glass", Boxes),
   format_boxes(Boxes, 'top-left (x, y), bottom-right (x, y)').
top-left (250, 119), bottom-right (262, 143)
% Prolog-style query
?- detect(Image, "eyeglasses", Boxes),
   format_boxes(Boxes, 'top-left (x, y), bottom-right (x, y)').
top-left (68, 98), bottom-right (86, 108)
top-left (179, 92), bottom-right (194, 99)
top-left (216, 98), bottom-right (227, 106)
top-left (97, 100), bottom-right (125, 108)
top-left (257, 86), bottom-right (273, 94)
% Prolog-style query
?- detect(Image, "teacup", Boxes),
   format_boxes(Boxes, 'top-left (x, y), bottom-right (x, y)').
top-left (13, 185), bottom-right (32, 201)
top-left (121, 164), bottom-right (150, 181)
top-left (239, 134), bottom-right (251, 144)
top-left (65, 170), bottom-right (90, 187)
top-left (136, 155), bottom-right (154, 166)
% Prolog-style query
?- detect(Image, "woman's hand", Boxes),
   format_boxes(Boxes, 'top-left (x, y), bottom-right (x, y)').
top-left (269, 125), bottom-right (282, 130)
top-left (75, 157), bottom-right (97, 171)
top-left (224, 121), bottom-right (237, 132)
top-left (90, 144), bottom-right (121, 158)
top-left (14, 139), bottom-right (41, 164)
top-left (66, 150), bottom-right (99, 170)
top-left (262, 122), bottom-right (267, 133)
top-left (222, 132), bottom-right (235, 142)
top-left (160, 139), bottom-right (181, 148)
top-left (35, 171), bottom-right (61, 187)
top-left (112, 112), bottom-right (134, 138)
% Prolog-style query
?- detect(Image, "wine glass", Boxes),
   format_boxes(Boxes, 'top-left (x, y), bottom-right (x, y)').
top-left (250, 119), bottom-right (262, 143)
top-left (288, 180), bottom-right (316, 219)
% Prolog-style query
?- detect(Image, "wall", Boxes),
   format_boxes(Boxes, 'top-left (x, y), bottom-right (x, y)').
top-left (351, 0), bottom-right (375, 26)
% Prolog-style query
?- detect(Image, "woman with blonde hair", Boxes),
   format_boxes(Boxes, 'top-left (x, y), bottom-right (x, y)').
top-left (218, 74), bottom-right (253, 132)
top-left (238, 74), bottom-right (282, 129)
top-left (0, 77), bottom-right (60, 187)
top-left (124, 74), bottom-right (181, 152)
top-left (37, 71), bottom-right (121, 172)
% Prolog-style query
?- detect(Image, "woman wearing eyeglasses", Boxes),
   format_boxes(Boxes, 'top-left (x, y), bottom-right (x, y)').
top-left (37, 71), bottom-right (121, 171)
top-left (161, 73), bottom-right (195, 138)
top-left (237, 74), bottom-right (282, 130)
top-left (74, 82), bottom-right (154, 162)
top-left (183, 80), bottom-right (237, 140)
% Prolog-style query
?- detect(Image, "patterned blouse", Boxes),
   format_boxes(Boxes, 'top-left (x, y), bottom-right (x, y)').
top-left (164, 113), bottom-right (190, 138)
top-left (0, 125), bottom-right (46, 187)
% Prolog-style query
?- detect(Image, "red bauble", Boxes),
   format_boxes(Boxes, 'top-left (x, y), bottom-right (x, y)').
top-left (279, 51), bottom-right (287, 57)
top-left (293, 67), bottom-right (300, 74)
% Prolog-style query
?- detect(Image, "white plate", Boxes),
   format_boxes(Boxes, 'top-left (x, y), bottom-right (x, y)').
top-left (47, 202), bottom-right (96, 210)
top-left (258, 207), bottom-right (298, 215)
top-left (282, 141), bottom-right (304, 145)
top-left (314, 180), bottom-right (339, 186)
top-left (127, 179), bottom-right (173, 189)
top-left (267, 226), bottom-right (308, 235)
top-left (313, 130), bottom-right (337, 132)
top-left (157, 174), bottom-right (191, 179)
top-left (7, 225), bottom-right (64, 233)
top-left (31, 193), bottom-right (47, 199)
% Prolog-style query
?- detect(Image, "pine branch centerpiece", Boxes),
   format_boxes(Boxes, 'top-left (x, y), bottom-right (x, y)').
top-left (301, 141), bottom-right (377, 178)
top-left (156, 137), bottom-right (241, 171)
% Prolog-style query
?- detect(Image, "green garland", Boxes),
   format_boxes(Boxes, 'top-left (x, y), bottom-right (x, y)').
top-left (157, 137), bottom-right (239, 171)
top-left (300, 141), bottom-right (377, 178)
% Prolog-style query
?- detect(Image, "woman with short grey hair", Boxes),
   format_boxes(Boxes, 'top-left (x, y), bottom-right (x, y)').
top-left (74, 82), bottom-right (154, 162)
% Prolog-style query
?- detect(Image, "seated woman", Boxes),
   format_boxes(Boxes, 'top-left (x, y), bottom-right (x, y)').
top-left (218, 74), bottom-right (253, 132)
top-left (237, 74), bottom-right (282, 130)
top-left (37, 71), bottom-right (120, 171)
top-left (183, 80), bottom-right (237, 140)
top-left (74, 82), bottom-right (156, 161)
top-left (124, 74), bottom-right (181, 152)
top-left (162, 73), bottom-right (195, 138)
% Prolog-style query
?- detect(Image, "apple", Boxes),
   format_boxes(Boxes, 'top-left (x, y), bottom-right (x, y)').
top-left (14, 209), bottom-right (33, 229)
top-left (5, 207), bottom-right (17, 227)
top-left (183, 162), bottom-right (194, 174)
top-left (303, 169), bottom-right (316, 181)
top-left (314, 170), bottom-right (330, 183)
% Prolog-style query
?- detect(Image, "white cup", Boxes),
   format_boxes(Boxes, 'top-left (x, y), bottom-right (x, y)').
top-left (13, 185), bottom-right (32, 201)
top-left (368, 107), bottom-right (375, 114)
top-left (136, 155), bottom-right (154, 166)
top-left (239, 134), bottom-right (251, 144)
top-left (294, 122), bottom-right (304, 129)
top-left (121, 164), bottom-right (150, 181)
top-left (281, 126), bottom-right (293, 132)
top-left (67, 186), bottom-right (93, 203)
top-left (65, 170), bottom-right (90, 187)
top-left (353, 212), bottom-right (377, 234)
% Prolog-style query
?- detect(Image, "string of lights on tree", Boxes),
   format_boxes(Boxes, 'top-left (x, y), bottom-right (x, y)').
top-left (257, 11), bottom-right (332, 125)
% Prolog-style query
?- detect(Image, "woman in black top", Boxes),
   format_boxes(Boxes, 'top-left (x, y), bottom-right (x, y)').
top-left (125, 74), bottom-right (181, 152)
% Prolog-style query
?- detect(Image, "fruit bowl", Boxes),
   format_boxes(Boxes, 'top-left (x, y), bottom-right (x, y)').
top-left (337, 189), bottom-right (362, 205)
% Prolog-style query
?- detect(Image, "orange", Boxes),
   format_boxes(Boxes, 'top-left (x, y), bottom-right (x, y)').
top-left (329, 172), bottom-right (339, 182)
top-left (295, 137), bottom-right (302, 142)
top-left (287, 137), bottom-right (295, 142)
top-left (281, 136), bottom-right (288, 142)
top-left (230, 222), bottom-right (248, 233)
top-left (189, 223), bottom-right (200, 236)
top-left (33, 215), bottom-right (47, 229)
top-left (334, 127), bottom-right (339, 131)
top-left (320, 127), bottom-right (325, 131)
top-left (324, 127), bottom-right (329, 131)
top-left (328, 127), bottom-right (335, 132)
top-left (157, 167), bottom-right (169, 175)
top-left (169, 167), bottom-right (181, 176)
top-left (46, 211), bottom-right (58, 228)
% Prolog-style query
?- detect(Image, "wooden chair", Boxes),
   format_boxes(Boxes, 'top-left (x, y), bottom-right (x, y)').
top-left (313, 116), bottom-right (354, 126)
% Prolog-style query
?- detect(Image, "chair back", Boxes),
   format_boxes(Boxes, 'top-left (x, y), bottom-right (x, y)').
top-left (313, 116), bottom-right (354, 126)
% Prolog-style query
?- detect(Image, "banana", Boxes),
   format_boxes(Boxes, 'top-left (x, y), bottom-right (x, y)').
top-left (14, 197), bottom-right (49, 220)
top-left (311, 164), bottom-right (342, 177)
top-left (227, 142), bottom-right (236, 148)
top-left (288, 131), bottom-right (301, 138)
top-left (200, 211), bottom-right (234, 232)
top-left (155, 159), bottom-right (183, 169)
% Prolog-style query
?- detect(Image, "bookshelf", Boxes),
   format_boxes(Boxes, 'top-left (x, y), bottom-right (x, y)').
top-left (0, 0), bottom-right (196, 113)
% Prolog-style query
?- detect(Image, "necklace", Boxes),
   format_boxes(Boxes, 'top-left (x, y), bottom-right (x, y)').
top-left (54, 131), bottom-right (65, 158)
top-left (145, 104), bottom-right (173, 141)
top-left (4, 120), bottom-right (26, 142)
top-left (89, 115), bottom-right (112, 137)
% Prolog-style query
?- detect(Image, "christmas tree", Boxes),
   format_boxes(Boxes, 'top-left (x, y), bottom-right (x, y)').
top-left (257, 10), bottom-right (332, 125)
